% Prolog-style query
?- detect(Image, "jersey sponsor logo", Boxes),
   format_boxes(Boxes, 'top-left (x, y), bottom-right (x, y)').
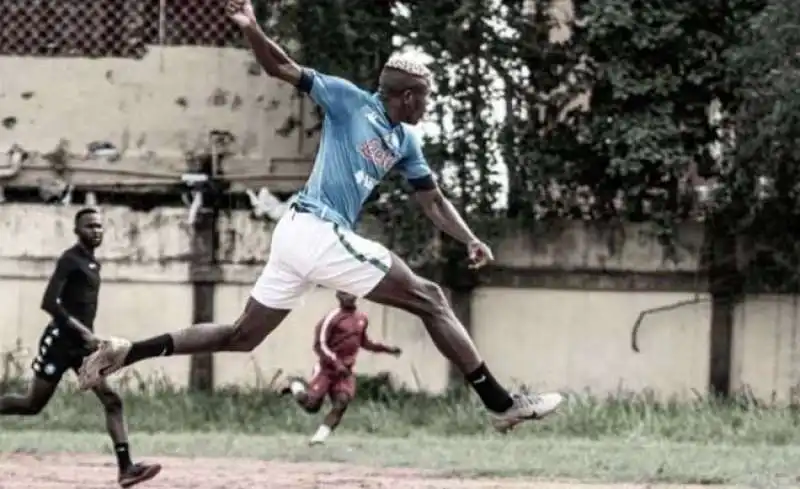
top-left (358, 136), bottom-right (400, 170)
top-left (354, 169), bottom-right (378, 192)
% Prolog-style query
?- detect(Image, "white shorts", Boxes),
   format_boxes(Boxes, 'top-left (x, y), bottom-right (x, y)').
top-left (250, 209), bottom-right (393, 309)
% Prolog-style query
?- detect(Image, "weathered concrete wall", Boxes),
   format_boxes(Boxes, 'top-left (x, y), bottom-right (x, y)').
top-left (0, 204), bottom-right (714, 398)
top-left (492, 221), bottom-right (703, 273)
top-left (731, 296), bottom-right (800, 403)
top-left (0, 205), bottom-right (194, 386)
top-left (473, 288), bottom-right (711, 398)
top-left (0, 47), bottom-right (316, 191)
top-left (472, 222), bottom-right (711, 399)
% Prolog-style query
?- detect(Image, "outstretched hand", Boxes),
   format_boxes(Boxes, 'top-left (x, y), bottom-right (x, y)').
top-left (226, 0), bottom-right (256, 28)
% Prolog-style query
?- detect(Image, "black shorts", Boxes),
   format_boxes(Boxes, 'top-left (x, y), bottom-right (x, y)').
top-left (30, 323), bottom-right (91, 383)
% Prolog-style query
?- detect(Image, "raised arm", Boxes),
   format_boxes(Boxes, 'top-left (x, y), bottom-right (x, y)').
top-left (40, 255), bottom-right (97, 348)
top-left (226, 0), bottom-right (365, 117)
top-left (226, 0), bottom-right (302, 87)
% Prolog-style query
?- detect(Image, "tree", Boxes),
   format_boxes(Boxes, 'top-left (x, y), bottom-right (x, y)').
top-left (536, 1), bottom-right (735, 246)
top-left (721, 0), bottom-right (800, 292)
top-left (498, 0), bottom-right (593, 224)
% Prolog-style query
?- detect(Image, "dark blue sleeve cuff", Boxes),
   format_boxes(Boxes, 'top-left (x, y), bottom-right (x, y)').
top-left (296, 68), bottom-right (313, 93)
top-left (408, 175), bottom-right (436, 191)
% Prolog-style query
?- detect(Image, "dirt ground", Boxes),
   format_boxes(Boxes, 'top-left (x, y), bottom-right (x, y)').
top-left (0, 453), bottom-right (741, 489)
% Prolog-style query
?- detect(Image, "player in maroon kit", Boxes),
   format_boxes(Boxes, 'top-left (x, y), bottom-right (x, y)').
top-left (279, 291), bottom-right (401, 444)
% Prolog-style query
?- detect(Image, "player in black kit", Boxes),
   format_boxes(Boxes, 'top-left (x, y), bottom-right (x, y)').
top-left (0, 208), bottom-right (161, 488)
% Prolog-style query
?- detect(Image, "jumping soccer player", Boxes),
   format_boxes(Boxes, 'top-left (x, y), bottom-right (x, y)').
top-left (79, 0), bottom-right (564, 432)
top-left (279, 291), bottom-right (402, 445)
top-left (0, 208), bottom-right (161, 488)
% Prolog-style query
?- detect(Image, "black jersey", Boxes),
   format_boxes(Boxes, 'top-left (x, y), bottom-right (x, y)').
top-left (40, 244), bottom-right (101, 341)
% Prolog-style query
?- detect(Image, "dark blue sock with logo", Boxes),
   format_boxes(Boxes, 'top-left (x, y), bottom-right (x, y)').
top-left (466, 363), bottom-right (514, 413)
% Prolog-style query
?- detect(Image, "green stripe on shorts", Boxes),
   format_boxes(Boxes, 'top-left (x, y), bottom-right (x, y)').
top-left (333, 224), bottom-right (390, 273)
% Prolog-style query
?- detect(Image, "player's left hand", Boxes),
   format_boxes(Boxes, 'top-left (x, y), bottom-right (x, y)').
top-left (467, 239), bottom-right (494, 269)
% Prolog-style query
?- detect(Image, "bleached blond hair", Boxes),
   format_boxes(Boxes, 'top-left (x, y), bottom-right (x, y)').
top-left (379, 54), bottom-right (433, 95)
top-left (384, 54), bottom-right (432, 80)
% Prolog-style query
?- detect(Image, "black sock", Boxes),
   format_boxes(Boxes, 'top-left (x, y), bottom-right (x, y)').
top-left (114, 443), bottom-right (132, 471)
top-left (123, 334), bottom-right (174, 366)
top-left (465, 363), bottom-right (514, 413)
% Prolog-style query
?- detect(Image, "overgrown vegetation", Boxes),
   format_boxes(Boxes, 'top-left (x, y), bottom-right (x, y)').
top-left (252, 0), bottom-right (800, 292)
top-left (3, 372), bottom-right (800, 444)
top-left (717, 0), bottom-right (800, 292)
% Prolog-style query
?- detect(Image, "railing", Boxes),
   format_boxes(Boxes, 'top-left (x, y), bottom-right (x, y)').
top-left (0, 0), bottom-right (239, 58)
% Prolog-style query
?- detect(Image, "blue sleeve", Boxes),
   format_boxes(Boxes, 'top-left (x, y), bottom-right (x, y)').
top-left (396, 130), bottom-right (436, 191)
top-left (297, 68), bottom-right (364, 118)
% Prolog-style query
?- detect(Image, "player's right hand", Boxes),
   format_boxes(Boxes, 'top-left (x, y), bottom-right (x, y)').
top-left (82, 336), bottom-right (100, 353)
top-left (333, 362), bottom-right (350, 377)
top-left (226, 0), bottom-right (255, 28)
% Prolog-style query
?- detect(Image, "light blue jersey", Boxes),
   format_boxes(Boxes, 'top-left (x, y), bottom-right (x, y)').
top-left (292, 68), bottom-right (433, 229)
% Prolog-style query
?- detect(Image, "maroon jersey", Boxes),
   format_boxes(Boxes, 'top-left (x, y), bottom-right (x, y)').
top-left (314, 308), bottom-right (369, 369)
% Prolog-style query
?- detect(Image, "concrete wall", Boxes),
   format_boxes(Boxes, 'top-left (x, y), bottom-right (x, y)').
top-left (0, 204), bottom-right (711, 400)
top-left (732, 296), bottom-right (800, 403)
top-left (472, 288), bottom-right (710, 397)
top-left (0, 47), bottom-right (317, 192)
top-left (0, 205), bottom-right (193, 388)
top-left (1, 203), bottom-right (797, 402)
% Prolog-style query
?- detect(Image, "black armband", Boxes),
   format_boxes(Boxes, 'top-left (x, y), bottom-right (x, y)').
top-left (408, 175), bottom-right (437, 191)
top-left (296, 69), bottom-right (313, 94)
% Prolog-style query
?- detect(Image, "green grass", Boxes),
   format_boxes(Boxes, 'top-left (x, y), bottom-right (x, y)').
top-left (2, 373), bottom-right (800, 444)
top-left (1, 430), bottom-right (797, 486)
top-left (3, 373), bottom-right (800, 485)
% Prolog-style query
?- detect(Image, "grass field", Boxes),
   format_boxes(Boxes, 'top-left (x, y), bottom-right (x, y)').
top-left (1, 377), bottom-right (799, 487)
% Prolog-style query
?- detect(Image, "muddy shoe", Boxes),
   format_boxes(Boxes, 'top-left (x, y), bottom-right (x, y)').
top-left (78, 337), bottom-right (132, 390)
top-left (490, 392), bottom-right (565, 433)
top-left (118, 462), bottom-right (162, 488)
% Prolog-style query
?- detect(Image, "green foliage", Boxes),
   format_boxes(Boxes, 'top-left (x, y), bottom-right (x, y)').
top-left (255, 0), bottom-right (800, 289)
top-left (3, 372), bottom-right (800, 444)
top-left (526, 1), bottom-right (736, 252)
top-left (719, 0), bottom-right (800, 292)
top-left (499, 0), bottom-right (592, 225)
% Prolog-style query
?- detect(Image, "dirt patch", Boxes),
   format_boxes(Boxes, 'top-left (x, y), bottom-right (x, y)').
top-left (0, 453), bottom-right (740, 489)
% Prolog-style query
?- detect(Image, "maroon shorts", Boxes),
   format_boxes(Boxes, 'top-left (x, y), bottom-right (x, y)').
top-left (306, 363), bottom-right (356, 404)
